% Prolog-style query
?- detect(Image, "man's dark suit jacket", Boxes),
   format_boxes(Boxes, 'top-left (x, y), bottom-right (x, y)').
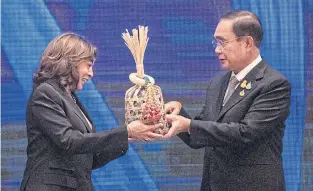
top-left (20, 79), bottom-right (128, 191)
top-left (178, 60), bottom-right (291, 191)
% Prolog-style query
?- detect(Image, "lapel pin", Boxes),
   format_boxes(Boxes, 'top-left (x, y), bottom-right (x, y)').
top-left (240, 80), bottom-right (247, 88)
top-left (246, 82), bottom-right (252, 90)
top-left (240, 89), bottom-right (245, 96)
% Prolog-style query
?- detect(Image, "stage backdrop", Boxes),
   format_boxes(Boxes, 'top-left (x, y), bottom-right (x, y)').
top-left (1, 0), bottom-right (312, 190)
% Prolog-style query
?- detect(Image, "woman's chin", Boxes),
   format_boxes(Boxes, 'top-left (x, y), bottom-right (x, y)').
top-left (76, 84), bottom-right (83, 91)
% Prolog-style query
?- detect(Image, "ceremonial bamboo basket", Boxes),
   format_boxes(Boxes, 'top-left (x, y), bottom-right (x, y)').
top-left (122, 26), bottom-right (169, 135)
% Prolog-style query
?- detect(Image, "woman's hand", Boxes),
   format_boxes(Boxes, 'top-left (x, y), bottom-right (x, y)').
top-left (127, 120), bottom-right (163, 141)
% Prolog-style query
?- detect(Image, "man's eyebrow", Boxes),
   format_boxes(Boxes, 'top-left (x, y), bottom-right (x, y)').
top-left (214, 36), bottom-right (226, 41)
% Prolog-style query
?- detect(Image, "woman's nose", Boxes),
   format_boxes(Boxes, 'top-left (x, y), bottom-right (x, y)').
top-left (88, 68), bottom-right (94, 77)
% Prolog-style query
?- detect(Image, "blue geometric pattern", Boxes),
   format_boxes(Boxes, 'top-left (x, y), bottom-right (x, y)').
top-left (1, 0), bottom-right (311, 190)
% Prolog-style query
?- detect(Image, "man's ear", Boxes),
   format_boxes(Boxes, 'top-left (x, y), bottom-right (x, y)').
top-left (245, 36), bottom-right (254, 50)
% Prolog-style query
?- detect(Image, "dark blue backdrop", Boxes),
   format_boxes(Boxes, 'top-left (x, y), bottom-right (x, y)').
top-left (1, 0), bottom-right (312, 190)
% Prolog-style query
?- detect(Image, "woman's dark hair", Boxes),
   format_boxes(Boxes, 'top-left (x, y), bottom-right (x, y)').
top-left (33, 33), bottom-right (97, 90)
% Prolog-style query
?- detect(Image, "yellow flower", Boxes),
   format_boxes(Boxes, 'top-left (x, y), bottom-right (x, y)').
top-left (240, 90), bottom-right (245, 96)
top-left (246, 82), bottom-right (252, 90)
top-left (240, 80), bottom-right (247, 88)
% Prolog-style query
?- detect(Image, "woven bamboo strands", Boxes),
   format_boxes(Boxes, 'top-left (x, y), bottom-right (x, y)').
top-left (122, 25), bottom-right (149, 78)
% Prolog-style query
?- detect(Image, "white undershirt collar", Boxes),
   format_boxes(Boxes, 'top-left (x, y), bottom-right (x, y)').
top-left (231, 55), bottom-right (262, 81)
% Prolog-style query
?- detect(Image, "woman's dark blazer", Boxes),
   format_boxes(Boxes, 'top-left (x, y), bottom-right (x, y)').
top-left (20, 79), bottom-right (128, 191)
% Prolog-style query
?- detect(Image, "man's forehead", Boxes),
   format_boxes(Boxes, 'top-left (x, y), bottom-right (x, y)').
top-left (214, 19), bottom-right (234, 39)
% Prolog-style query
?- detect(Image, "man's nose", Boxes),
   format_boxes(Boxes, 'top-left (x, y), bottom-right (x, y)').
top-left (215, 45), bottom-right (223, 54)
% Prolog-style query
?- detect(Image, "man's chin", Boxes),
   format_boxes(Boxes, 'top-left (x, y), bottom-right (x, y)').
top-left (220, 63), bottom-right (230, 70)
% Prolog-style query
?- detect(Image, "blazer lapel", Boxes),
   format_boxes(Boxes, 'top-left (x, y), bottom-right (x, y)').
top-left (216, 60), bottom-right (267, 121)
top-left (72, 93), bottom-right (95, 133)
top-left (45, 79), bottom-right (94, 133)
top-left (67, 97), bottom-right (93, 133)
top-left (213, 72), bottom-right (232, 118)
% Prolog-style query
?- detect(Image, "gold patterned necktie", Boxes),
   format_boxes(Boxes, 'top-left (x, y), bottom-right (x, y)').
top-left (223, 76), bottom-right (239, 106)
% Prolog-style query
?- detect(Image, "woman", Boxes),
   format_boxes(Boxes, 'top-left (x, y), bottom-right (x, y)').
top-left (20, 33), bottom-right (162, 191)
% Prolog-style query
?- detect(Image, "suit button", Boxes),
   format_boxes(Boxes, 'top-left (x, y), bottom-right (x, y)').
top-left (212, 147), bottom-right (215, 150)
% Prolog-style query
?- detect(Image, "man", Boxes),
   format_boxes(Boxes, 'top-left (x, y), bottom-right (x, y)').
top-left (164, 10), bottom-right (291, 191)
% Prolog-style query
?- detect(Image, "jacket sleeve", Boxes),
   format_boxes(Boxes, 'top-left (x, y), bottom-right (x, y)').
top-left (30, 83), bottom-right (128, 155)
top-left (188, 78), bottom-right (291, 149)
top-left (92, 127), bottom-right (128, 169)
top-left (177, 81), bottom-right (211, 149)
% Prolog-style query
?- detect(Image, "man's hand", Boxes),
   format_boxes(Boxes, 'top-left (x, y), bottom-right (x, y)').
top-left (127, 120), bottom-right (163, 141)
top-left (163, 114), bottom-right (191, 139)
top-left (164, 101), bottom-right (182, 115)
